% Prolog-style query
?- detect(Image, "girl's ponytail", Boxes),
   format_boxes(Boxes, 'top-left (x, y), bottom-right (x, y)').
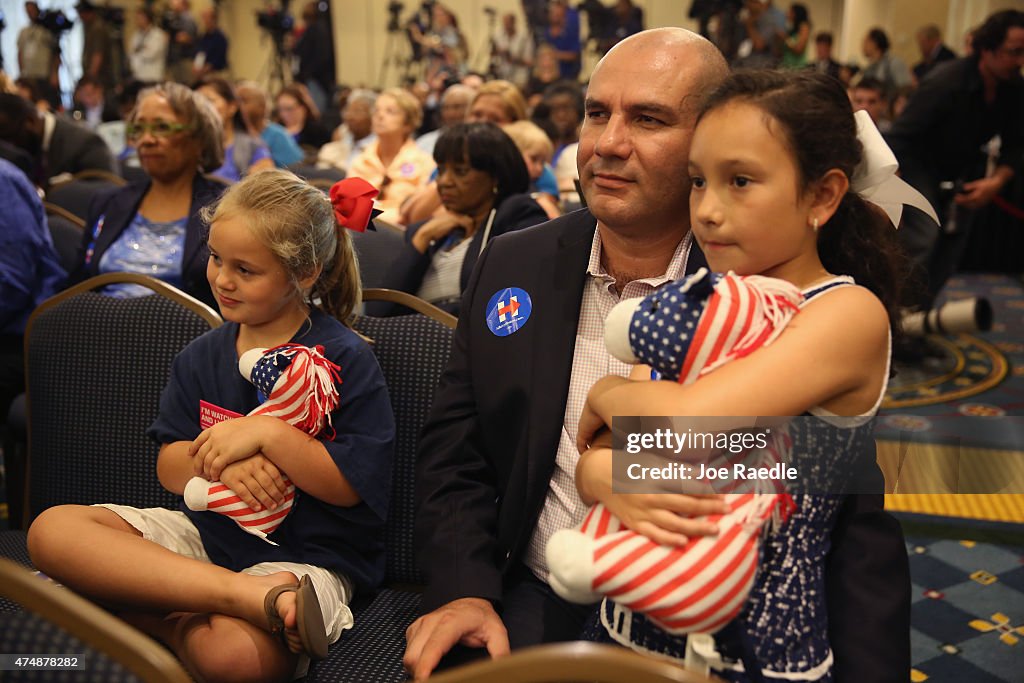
top-left (314, 229), bottom-right (362, 325)
top-left (818, 192), bottom-right (908, 341)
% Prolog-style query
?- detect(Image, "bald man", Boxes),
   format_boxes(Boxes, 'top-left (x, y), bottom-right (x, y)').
top-left (406, 27), bottom-right (909, 682)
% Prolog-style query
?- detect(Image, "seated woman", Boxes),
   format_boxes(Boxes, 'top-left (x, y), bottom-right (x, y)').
top-left (195, 78), bottom-right (274, 182)
top-left (276, 83), bottom-right (332, 150)
top-left (347, 88), bottom-right (435, 225)
top-left (399, 80), bottom-right (534, 225)
top-left (374, 123), bottom-right (548, 316)
top-left (503, 120), bottom-right (561, 219)
top-left (68, 82), bottom-right (225, 308)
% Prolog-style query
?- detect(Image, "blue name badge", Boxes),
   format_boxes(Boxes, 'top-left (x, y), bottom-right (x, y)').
top-left (485, 287), bottom-right (533, 337)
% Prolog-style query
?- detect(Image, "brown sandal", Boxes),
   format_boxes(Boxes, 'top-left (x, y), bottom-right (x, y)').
top-left (263, 575), bottom-right (329, 660)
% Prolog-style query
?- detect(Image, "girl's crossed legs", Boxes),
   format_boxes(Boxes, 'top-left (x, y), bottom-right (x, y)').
top-left (27, 505), bottom-right (352, 683)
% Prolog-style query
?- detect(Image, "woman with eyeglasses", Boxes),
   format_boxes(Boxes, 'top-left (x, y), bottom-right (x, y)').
top-left (67, 82), bottom-right (226, 307)
top-left (275, 83), bottom-right (332, 150)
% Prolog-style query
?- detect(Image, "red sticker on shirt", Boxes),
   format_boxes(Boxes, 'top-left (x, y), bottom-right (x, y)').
top-left (199, 400), bottom-right (243, 429)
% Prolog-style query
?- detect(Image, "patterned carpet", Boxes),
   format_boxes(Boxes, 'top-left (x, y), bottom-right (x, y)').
top-left (879, 273), bottom-right (1024, 434)
top-left (880, 274), bottom-right (1024, 681)
top-left (900, 513), bottom-right (1024, 683)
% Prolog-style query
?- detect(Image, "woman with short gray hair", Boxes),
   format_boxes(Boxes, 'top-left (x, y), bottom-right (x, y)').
top-left (68, 82), bottom-right (227, 307)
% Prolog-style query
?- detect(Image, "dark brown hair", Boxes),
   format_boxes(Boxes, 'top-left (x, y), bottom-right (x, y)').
top-left (698, 69), bottom-right (908, 337)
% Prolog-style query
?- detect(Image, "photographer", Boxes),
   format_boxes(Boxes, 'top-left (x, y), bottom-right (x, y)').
top-left (129, 7), bottom-right (168, 85)
top-left (17, 3), bottom-right (58, 86)
top-left (409, 3), bottom-right (468, 83)
top-left (543, 0), bottom-right (581, 80)
top-left (293, 1), bottom-right (336, 114)
top-left (492, 12), bottom-right (533, 87)
top-left (162, 0), bottom-right (198, 84)
top-left (193, 7), bottom-right (228, 82)
top-left (76, 1), bottom-right (116, 93)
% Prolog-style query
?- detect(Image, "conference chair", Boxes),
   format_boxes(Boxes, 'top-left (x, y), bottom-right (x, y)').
top-left (0, 558), bottom-right (191, 683)
top-left (43, 202), bottom-right (86, 274)
top-left (287, 162), bottom-right (346, 185)
top-left (428, 642), bottom-right (720, 683)
top-left (0, 273), bottom-right (221, 549)
top-left (46, 171), bottom-right (126, 221)
top-left (305, 289), bottom-right (456, 682)
top-left (349, 221), bottom-right (407, 290)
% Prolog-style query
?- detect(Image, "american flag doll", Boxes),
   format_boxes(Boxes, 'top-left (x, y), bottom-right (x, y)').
top-left (546, 268), bottom-right (802, 635)
top-left (183, 344), bottom-right (341, 542)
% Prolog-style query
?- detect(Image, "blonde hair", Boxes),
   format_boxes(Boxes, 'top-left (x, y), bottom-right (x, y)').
top-left (379, 87), bottom-right (423, 133)
top-left (502, 120), bottom-right (553, 160)
top-left (201, 169), bottom-right (362, 324)
top-left (472, 80), bottom-right (527, 123)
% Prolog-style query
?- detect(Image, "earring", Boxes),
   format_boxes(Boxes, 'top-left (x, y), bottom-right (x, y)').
top-left (812, 217), bottom-right (820, 232)
top-left (492, 185), bottom-right (499, 195)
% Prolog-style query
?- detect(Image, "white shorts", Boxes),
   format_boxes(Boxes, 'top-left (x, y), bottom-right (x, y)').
top-left (97, 504), bottom-right (354, 677)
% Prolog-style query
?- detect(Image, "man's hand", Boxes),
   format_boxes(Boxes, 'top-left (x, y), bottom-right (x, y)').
top-left (404, 597), bottom-right (510, 680)
top-left (954, 176), bottom-right (1005, 210)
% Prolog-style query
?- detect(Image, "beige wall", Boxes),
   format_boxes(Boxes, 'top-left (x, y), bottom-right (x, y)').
top-left (112, 0), bottom-right (1024, 93)
top-left (839, 0), bottom-right (1024, 67)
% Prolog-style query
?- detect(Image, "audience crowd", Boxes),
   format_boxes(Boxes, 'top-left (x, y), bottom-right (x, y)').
top-left (0, 1), bottom-right (1022, 680)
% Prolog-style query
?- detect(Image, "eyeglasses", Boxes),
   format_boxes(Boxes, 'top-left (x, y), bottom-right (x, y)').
top-left (1000, 46), bottom-right (1024, 57)
top-left (125, 121), bottom-right (193, 140)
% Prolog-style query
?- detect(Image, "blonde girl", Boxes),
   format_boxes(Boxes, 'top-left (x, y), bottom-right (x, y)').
top-left (29, 170), bottom-right (395, 682)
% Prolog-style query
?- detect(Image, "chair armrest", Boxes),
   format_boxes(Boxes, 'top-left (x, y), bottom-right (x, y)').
top-left (426, 641), bottom-right (722, 683)
top-left (0, 559), bottom-right (191, 683)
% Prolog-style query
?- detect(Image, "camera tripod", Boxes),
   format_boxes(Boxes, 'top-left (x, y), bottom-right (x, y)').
top-left (379, 25), bottom-right (413, 87)
top-left (473, 9), bottom-right (498, 77)
top-left (261, 31), bottom-right (291, 95)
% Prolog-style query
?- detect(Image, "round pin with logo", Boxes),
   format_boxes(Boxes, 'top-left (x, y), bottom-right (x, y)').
top-left (485, 287), bottom-right (533, 337)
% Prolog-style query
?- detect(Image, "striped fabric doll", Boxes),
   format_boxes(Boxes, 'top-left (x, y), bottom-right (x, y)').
top-left (545, 268), bottom-right (801, 634)
top-left (183, 344), bottom-right (341, 543)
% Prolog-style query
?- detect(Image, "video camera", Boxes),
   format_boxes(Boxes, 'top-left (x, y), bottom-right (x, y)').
top-left (38, 9), bottom-right (74, 36)
top-left (255, 0), bottom-right (293, 42)
top-left (256, 9), bottom-right (294, 35)
top-left (387, 1), bottom-right (404, 32)
top-left (98, 6), bottom-right (125, 29)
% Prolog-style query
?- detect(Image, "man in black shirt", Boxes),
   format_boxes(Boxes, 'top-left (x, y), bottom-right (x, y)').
top-left (886, 9), bottom-right (1024, 308)
top-left (912, 24), bottom-right (957, 83)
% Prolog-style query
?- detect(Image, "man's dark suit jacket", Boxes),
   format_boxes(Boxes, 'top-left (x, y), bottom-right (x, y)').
top-left (415, 209), bottom-right (910, 681)
top-left (46, 116), bottom-right (117, 179)
top-left (912, 44), bottom-right (957, 82)
top-left (68, 173), bottom-right (225, 309)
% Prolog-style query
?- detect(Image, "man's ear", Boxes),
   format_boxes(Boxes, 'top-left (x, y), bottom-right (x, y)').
top-left (810, 168), bottom-right (849, 225)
